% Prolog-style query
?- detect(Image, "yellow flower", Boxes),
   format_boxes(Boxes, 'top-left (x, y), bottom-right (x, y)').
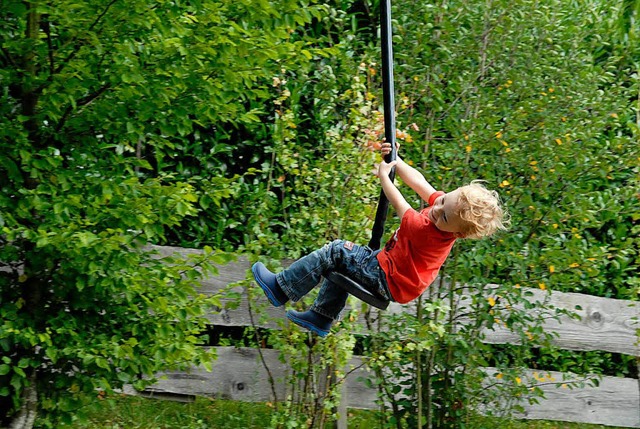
top-left (499, 180), bottom-right (510, 188)
top-left (555, 138), bottom-right (563, 145)
top-left (515, 377), bottom-right (522, 384)
top-left (487, 297), bottom-right (496, 307)
top-left (569, 262), bottom-right (580, 268)
top-left (495, 131), bottom-right (503, 139)
top-left (548, 88), bottom-right (555, 93)
top-left (549, 265), bottom-right (555, 273)
top-left (610, 113), bottom-right (618, 118)
top-left (466, 145), bottom-right (472, 153)
top-left (539, 283), bottom-right (547, 291)
top-left (496, 373), bottom-right (504, 380)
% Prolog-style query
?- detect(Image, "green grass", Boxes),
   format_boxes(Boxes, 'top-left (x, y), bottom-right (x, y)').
top-left (56, 394), bottom-right (271, 429)
top-left (53, 394), bottom-right (627, 429)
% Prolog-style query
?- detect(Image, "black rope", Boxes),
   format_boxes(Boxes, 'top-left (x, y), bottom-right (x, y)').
top-left (368, 0), bottom-right (396, 251)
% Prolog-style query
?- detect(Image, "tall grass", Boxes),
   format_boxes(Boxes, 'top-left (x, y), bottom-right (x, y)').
top-left (50, 394), bottom-right (627, 429)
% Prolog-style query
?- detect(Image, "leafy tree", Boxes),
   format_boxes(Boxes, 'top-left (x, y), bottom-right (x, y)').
top-left (0, 0), bottom-right (331, 426)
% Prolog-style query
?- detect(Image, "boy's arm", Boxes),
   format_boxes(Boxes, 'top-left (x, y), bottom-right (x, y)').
top-left (394, 156), bottom-right (437, 203)
top-left (381, 142), bottom-right (437, 203)
top-left (377, 161), bottom-right (412, 218)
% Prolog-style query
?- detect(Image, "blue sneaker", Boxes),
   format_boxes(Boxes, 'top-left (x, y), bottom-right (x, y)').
top-left (251, 262), bottom-right (288, 307)
top-left (286, 309), bottom-right (332, 337)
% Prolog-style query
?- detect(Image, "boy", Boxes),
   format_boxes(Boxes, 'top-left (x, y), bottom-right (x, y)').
top-left (252, 142), bottom-right (507, 336)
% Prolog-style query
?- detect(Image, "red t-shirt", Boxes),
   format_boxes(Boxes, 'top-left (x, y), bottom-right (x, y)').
top-left (376, 191), bottom-right (456, 304)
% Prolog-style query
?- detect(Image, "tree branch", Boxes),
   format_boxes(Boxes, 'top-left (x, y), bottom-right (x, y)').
top-left (42, 16), bottom-right (55, 76)
top-left (55, 83), bottom-right (112, 132)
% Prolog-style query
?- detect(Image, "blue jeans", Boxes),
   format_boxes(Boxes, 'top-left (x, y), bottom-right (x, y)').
top-left (275, 239), bottom-right (392, 320)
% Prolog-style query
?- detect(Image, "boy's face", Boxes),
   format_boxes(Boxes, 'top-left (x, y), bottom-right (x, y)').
top-left (429, 189), bottom-right (465, 234)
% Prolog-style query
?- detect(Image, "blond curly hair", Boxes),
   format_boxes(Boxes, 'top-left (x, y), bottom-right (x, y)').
top-left (455, 181), bottom-right (508, 239)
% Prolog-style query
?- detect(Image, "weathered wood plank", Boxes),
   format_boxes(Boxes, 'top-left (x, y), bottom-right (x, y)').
top-left (482, 367), bottom-right (640, 428)
top-left (146, 347), bottom-right (288, 402)
top-left (141, 347), bottom-right (640, 428)
top-left (142, 347), bottom-right (359, 429)
top-left (525, 372), bottom-right (640, 428)
top-left (152, 245), bottom-right (640, 357)
top-left (143, 347), bottom-right (375, 409)
top-left (479, 287), bottom-right (640, 356)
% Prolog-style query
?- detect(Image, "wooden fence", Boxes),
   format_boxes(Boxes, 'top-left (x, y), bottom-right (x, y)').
top-left (141, 246), bottom-right (640, 428)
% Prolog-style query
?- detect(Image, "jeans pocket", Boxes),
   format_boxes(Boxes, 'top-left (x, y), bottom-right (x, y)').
top-left (352, 246), bottom-right (371, 267)
top-left (347, 247), bottom-right (377, 284)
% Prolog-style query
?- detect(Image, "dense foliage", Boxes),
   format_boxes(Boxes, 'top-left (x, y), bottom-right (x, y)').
top-left (1, 0), bottom-right (638, 427)
top-left (0, 0), bottom-right (333, 426)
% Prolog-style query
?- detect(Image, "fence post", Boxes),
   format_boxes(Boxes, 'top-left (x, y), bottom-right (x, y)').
top-left (337, 376), bottom-right (347, 429)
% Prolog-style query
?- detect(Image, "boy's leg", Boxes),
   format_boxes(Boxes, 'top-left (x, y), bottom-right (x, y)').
top-left (284, 241), bottom-right (389, 336)
top-left (252, 262), bottom-right (289, 307)
top-left (309, 278), bottom-right (349, 320)
top-left (276, 240), bottom-right (346, 302)
top-left (254, 239), bottom-right (389, 336)
top-left (285, 275), bottom-right (349, 337)
top-left (253, 240), bottom-right (345, 308)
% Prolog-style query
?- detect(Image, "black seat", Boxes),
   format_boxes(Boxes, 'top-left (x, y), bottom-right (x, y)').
top-left (326, 271), bottom-right (390, 310)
